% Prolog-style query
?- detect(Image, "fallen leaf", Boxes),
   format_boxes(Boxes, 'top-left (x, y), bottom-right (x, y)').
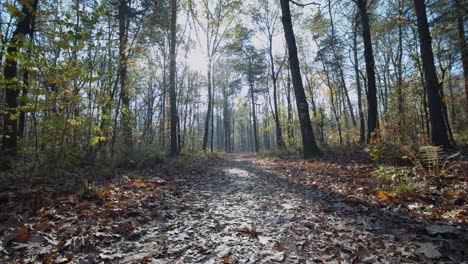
top-left (426, 224), bottom-right (461, 235)
top-left (14, 225), bottom-right (31, 242)
top-left (415, 242), bottom-right (442, 259)
top-left (377, 191), bottom-right (395, 202)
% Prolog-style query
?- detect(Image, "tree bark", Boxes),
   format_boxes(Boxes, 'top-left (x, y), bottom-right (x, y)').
top-left (280, 0), bottom-right (320, 157)
top-left (286, 70), bottom-right (293, 143)
top-left (169, 0), bottom-right (178, 156)
top-left (2, 0), bottom-right (39, 156)
top-left (457, 12), bottom-right (468, 114)
top-left (413, 0), bottom-right (450, 147)
top-left (118, 0), bottom-right (133, 152)
top-left (202, 59), bottom-right (212, 151)
top-left (269, 36), bottom-right (286, 149)
top-left (356, 0), bottom-right (378, 142)
top-left (396, 0), bottom-right (404, 127)
top-left (250, 83), bottom-right (259, 152)
top-left (352, 15), bottom-right (366, 143)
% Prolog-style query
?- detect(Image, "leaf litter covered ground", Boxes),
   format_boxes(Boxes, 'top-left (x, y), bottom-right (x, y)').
top-left (0, 153), bottom-right (466, 263)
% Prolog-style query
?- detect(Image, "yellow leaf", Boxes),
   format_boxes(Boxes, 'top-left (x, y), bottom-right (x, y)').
top-left (446, 190), bottom-right (456, 196)
top-left (89, 136), bottom-right (100, 146)
top-left (377, 191), bottom-right (394, 202)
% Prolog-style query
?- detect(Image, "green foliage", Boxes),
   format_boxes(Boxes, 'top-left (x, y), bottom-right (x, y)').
top-left (366, 131), bottom-right (402, 161)
top-left (373, 165), bottom-right (422, 198)
top-left (82, 179), bottom-right (97, 191)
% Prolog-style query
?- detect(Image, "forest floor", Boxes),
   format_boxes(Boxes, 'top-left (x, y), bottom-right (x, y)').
top-left (0, 153), bottom-right (466, 263)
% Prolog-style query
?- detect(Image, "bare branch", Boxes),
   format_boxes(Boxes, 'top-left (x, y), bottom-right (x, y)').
top-left (289, 0), bottom-right (320, 7)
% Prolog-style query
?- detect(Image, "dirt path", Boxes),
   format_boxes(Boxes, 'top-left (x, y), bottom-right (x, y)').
top-left (1, 154), bottom-right (466, 263)
top-left (125, 154), bottom-right (465, 263)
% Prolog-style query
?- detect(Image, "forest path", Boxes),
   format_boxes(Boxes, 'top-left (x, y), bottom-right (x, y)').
top-left (129, 153), bottom-right (465, 263)
top-left (2, 153), bottom-right (466, 263)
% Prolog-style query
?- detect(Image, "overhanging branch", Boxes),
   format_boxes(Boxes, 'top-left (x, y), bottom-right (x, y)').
top-left (289, 0), bottom-right (320, 7)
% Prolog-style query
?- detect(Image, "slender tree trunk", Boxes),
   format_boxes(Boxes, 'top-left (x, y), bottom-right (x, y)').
top-left (396, 0), bottom-right (405, 127)
top-left (353, 16), bottom-right (366, 143)
top-left (457, 9), bottom-right (467, 112)
top-left (118, 0), bottom-right (133, 152)
top-left (269, 36), bottom-right (286, 149)
top-left (286, 70), bottom-right (293, 143)
top-left (328, 0), bottom-right (356, 127)
top-left (413, 0), bottom-right (450, 147)
top-left (202, 58), bottom-right (212, 151)
top-left (160, 48), bottom-right (167, 148)
top-left (280, 0), bottom-right (320, 157)
top-left (169, 0), bottom-right (178, 156)
top-left (19, 71), bottom-right (29, 139)
top-left (357, 0), bottom-right (378, 142)
top-left (250, 83), bottom-right (259, 152)
top-left (223, 87), bottom-right (231, 152)
top-left (210, 73), bottom-right (215, 152)
top-left (439, 87), bottom-right (456, 145)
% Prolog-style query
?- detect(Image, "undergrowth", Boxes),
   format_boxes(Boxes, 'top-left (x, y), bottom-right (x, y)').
top-left (372, 165), bottom-right (423, 198)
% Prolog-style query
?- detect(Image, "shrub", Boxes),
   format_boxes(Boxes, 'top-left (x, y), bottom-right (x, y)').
top-left (373, 165), bottom-right (423, 198)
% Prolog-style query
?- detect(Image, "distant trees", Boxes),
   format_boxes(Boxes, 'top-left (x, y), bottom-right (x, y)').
top-left (190, 0), bottom-right (241, 152)
top-left (0, 0), bottom-right (465, 171)
top-left (251, 0), bottom-right (286, 150)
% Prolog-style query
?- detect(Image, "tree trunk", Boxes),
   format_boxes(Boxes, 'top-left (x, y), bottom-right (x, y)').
top-left (413, 0), bottom-right (450, 147)
top-left (119, 0), bottom-right (133, 152)
top-left (286, 70), bottom-right (293, 143)
top-left (2, 0), bottom-right (39, 156)
top-left (169, 0), bottom-right (178, 156)
top-left (357, 0), bottom-right (378, 142)
top-left (353, 15), bottom-right (366, 143)
top-left (396, 0), bottom-right (404, 127)
top-left (269, 36), bottom-right (286, 149)
top-left (223, 87), bottom-right (231, 152)
top-left (210, 73), bottom-right (215, 152)
top-left (457, 12), bottom-right (468, 114)
top-left (280, 0), bottom-right (320, 157)
top-left (250, 83), bottom-right (259, 152)
top-left (202, 57), bottom-right (212, 151)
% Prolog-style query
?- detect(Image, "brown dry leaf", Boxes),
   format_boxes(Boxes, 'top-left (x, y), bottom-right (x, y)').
top-left (445, 190), bottom-right (456, 196)
top-left (65, 252), bottom-right (74, 261)
top-left (273, 243), bottom-right (286, 252)
top-left (236, 226), bottom-right (260, 237)
top-left (171, 188), bottom-right (182, 196)
top-left (94, 188), bottom-right (110, 198)
top-left (223, 255), bottom-right (230, 264)
top-left (132, 179), bottom-right (147, 188)
top-left (77, 201), bottom-right (92, 209)
top-left (34, 220), bottom-right (50, 231)
top-left (151, 211), bottom-right (162, 217)
top-left (14, 225), bottom-right (31, 241)
top-left (79, 210), bottom-right (91, 218)
top-left (377, 191), bottom-right (395, 202)
top-left (122, 222), bottom-right (135, 232)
